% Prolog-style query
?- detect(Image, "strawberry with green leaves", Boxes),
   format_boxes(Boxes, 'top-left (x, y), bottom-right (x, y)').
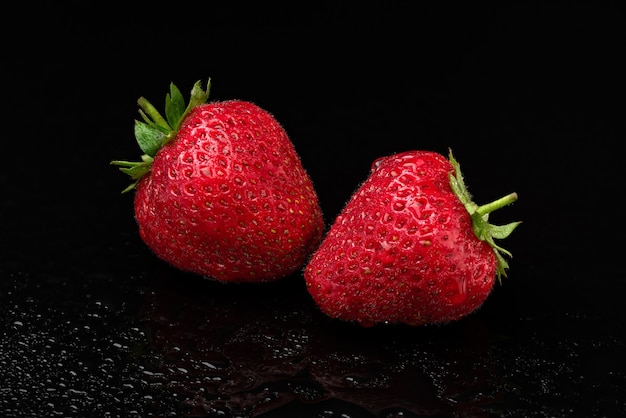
top-left (112, 79), bottom-right (324, 282)
top-left (304, 149), bottom-right (519, 326)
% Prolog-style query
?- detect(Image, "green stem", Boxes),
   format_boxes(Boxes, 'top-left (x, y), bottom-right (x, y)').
top-left (476, 192), bottom-right (518, 217)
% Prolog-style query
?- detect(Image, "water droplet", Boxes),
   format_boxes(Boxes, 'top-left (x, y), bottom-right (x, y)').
top-left (393, 201), bottom-right (406, 212)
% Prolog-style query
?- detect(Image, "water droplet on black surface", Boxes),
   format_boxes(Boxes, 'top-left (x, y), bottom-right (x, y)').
top-left (1, 270), bottom-right (625, 417)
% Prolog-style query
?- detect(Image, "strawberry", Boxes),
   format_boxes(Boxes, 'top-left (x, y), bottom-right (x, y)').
top-left (303, 149), bottom-right (519, 327)
top-left (112, 79), bottom-right (324, 282)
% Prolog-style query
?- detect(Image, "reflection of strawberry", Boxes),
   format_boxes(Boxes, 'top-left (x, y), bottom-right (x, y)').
top-left (304, 149), bottom-right (520, 326)
top-left (112, 79), bottom-right (324, 282)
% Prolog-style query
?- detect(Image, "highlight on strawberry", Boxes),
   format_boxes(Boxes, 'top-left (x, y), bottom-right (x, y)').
top-left (304, 149), bottom-right (520, 327)
top-left (112, 79), bottom-right (324, 283)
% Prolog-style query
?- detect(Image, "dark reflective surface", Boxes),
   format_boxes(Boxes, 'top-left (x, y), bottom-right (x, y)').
top-left (3, 263), bottom-right (625, 417)
top-left (3, 2), bottom-right (625, 417)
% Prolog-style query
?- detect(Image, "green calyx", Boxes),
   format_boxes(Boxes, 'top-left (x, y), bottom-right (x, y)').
top-left (111, 79), bottom-right (212, 193)
top-left (447, 149), bottom-right (521, 283)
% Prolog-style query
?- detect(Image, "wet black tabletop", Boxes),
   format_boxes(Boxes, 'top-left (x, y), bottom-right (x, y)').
top-left (2, 2), bottom-right (625, 417)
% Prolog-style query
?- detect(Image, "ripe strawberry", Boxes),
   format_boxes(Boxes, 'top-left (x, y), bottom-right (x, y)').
top-left (304, 149), bottom-right (519, 327)
top-left (112, 79), bottom-right (324, 282)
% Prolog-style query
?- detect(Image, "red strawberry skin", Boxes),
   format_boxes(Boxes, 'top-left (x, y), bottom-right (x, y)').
top-left (134, 100), bottom-right (324, 282)
top-left (304, 150), bottom-right (497, 326)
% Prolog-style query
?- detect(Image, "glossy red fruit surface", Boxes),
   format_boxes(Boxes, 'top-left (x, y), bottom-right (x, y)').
top-left (304, 150), bottom-right (519, 326)
top-left (114, 80), bottom-right (324, 282)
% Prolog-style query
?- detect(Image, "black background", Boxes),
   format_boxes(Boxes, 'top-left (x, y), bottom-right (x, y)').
top-left (2, 2), bottom-right (625, 417)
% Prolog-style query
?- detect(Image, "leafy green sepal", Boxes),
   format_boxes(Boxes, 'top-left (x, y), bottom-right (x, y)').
top-left (448, 149), bottom-right (521, 282)
top-left (111, 79), bottom-right (212, 192)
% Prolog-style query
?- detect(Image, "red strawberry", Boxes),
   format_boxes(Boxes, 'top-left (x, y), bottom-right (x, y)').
top-left (112, 79), bottom-right (324, 282)
top-left (304, 149), bottom-right (519, 327)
